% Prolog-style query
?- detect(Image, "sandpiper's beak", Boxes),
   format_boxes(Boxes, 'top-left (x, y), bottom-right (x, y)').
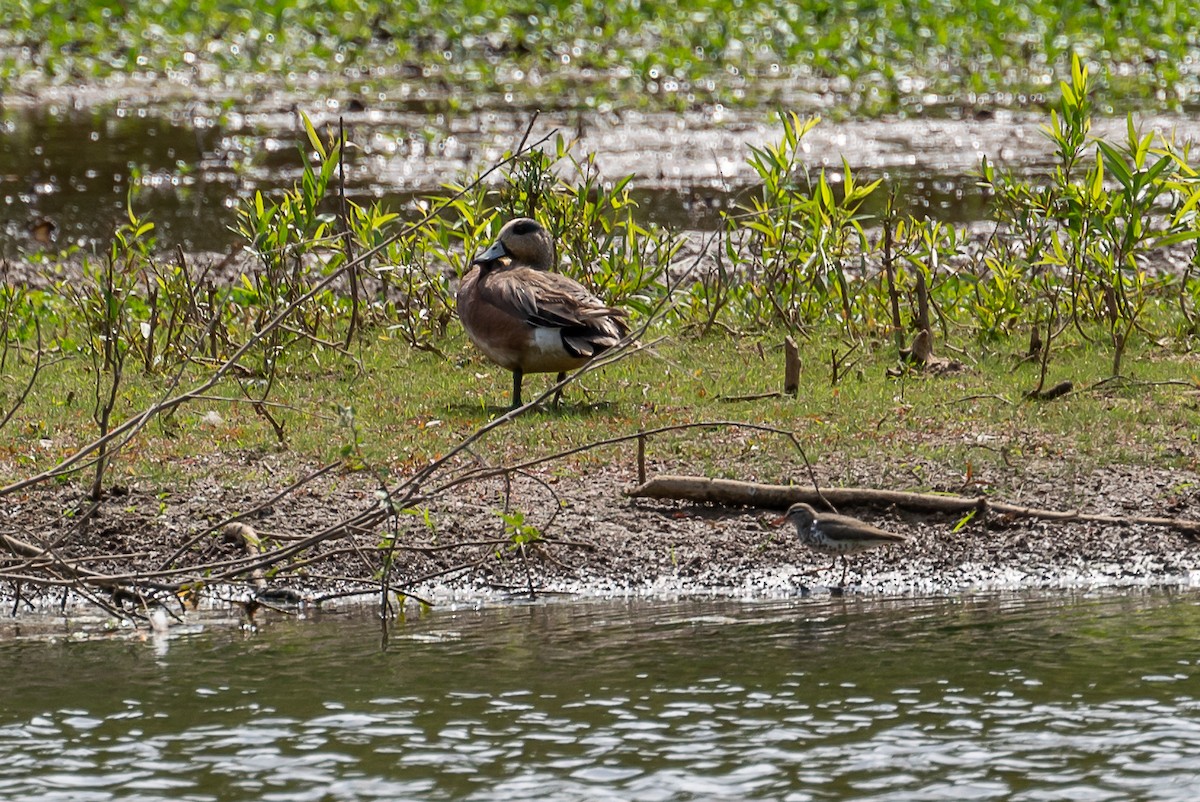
top-left (471, 239), bottom-right (508, 266)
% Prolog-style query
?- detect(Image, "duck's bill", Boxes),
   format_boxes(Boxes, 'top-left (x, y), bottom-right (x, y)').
top-left (471, 240), bottom-right (507, 266)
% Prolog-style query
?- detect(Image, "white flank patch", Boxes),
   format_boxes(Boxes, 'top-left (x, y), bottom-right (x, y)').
top-left (531, 327), bottom-right (567, 358)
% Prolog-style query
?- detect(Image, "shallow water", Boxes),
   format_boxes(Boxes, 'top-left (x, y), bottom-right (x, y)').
top-left (2, 101), bottom-right (1076, 258)
top-left (3, 590), bottom-right (1199, 800)
top-left (8, 99), bottom-right (1197, 260)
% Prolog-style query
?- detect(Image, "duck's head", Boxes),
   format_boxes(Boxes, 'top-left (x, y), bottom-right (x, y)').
top-left (472, 217), bottom-right (556, 271)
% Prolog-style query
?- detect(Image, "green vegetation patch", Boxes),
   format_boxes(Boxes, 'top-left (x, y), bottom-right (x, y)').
top-left (2, 1), bottom-right (1199, 114)
top-left (3, 58), bottom-right (1200, 503)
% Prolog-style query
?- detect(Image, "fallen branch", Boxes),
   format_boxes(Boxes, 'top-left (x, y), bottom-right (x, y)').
top-left (626, 474), bottom-right (1200, 539)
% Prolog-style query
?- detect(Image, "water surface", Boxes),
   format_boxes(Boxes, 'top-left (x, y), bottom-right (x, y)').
top-left (2, 101), bottom-right (1067, 258)
top-left (3, 591), bottom-right (1199, 800)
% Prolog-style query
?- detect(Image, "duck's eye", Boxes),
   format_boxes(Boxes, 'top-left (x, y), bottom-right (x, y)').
top-left (511, 220), bottom-right (539, 236)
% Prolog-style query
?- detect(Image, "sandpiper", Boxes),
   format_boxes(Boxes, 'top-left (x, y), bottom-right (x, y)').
top-left (773, 502), bottom-right (909, 587)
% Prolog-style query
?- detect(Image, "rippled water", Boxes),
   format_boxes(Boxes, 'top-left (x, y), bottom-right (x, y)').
top-left (3, 591), bottom-right (1200, 800)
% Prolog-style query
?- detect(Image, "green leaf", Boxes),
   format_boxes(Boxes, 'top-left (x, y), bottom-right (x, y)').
top-left (1089, 150), bottom-right (1106, 200)
top-left (1096, 141), bottom-right (1132, 190)
top-left (1142, 153), bottom-right (1174, 187)
top-left (1172, 186), bottom-right (1200, 219)
top-left (1060, 80), bottom-right (1076, 108)
top-left (952, 509), bottom-right (977, 533)
top-left (1152, 230), bottom-right (1200, 248)
top-left (301, 111), bottom-right (327, 160)
top-left (818, 172), bottom-right (834, 209)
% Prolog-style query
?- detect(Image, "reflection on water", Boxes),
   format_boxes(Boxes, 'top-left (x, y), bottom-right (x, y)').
top-left (2, 102), bottom-right (1018, 259)
top-left (3, 591), bottom-right (1200, 800)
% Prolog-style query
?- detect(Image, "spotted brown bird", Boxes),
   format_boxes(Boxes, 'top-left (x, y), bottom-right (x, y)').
top-left (456, 218), bottom-right (628, 408)
top-left (773, 502), bottom-right (909, 587)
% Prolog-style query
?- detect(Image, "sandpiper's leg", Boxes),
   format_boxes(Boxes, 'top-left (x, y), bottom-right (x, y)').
top-left (511, 369), bottom-right (524, 408)
top-left (551, 371), bottom-right (567, 407)
top-left (839, 556), bottom-right (849, 587)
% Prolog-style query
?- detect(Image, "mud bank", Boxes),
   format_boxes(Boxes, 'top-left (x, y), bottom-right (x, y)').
top-left (4, 445), bottom-right (1199, 626)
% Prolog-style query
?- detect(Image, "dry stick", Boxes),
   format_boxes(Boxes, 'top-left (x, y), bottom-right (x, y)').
top-left (310, 583), bottom-right (434, 607)
top-left (269, 535), bottom-right (592, 567)
top-left (5, 505), bottom-right (351, 601)
top-left (783, 335), bottom-right (800, 396)
top-left (1084, 376), bottom-right (1200, 393)
top-left (513, 467), bottom-right (566, 532)
top-left (338, 116), bottom-right (359, 349)
top-left (0, 532), bottom-right (181, 593)
top-left (310, 552), bottom-right (501, 606)
top-left (281, 324), bottom-right (366, 371)
top-left (637, 431), bottom-right (646, 484)
top-left (1, 314), bottom-right (203, 496)
top-left (384, 334), bottom-right (672, 505)
top-left (1025, 380), bottom-right (1074, 401)
top-left (186, 394), bottom-right (340, 419)
top-left (5, 550), bottom-right (152, 569)
top-left (237, 368), bottom-right (286, 443)
top-left (504, 467), bottom-right (570, 599)
top-left (0, 573), bottom-right (76, 586)
top-left (3, 512), bottom-right (98, 575)
top-left (0, 125), bottom-right (560, 501)
top-left (268, 545), bottom-right (400, 574)
top-left (882, 188), bottom-right (905, 354)
top-left (940, 393), bottom-right (1015, 407)
top-left (625, 475), bottom-right (1200, 539)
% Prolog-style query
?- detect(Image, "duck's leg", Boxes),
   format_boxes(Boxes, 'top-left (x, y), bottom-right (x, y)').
top-left (551, 371), bottom-right (567, 407)
top-left (511, 369), bottom-right (524, 408)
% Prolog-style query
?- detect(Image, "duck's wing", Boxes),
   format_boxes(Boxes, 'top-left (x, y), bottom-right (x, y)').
top-left (482, 268), bottom-right (627, 332)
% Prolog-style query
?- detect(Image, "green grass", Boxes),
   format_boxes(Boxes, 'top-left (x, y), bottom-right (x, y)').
top-left (4, 321), bottom-right (1197, 499)
top-left (3, 1), bottom-right (1198, 115)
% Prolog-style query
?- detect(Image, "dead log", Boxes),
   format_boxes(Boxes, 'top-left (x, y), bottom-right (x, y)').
top-left (626, 475), bottom-right (1200, 539)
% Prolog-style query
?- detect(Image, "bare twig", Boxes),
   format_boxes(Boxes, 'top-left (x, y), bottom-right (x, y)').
top-left (0, 316), bottom-right (59, 431)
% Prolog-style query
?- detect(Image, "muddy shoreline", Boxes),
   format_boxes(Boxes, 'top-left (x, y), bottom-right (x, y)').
top-left (4, 443), bottom-right (1199, 628)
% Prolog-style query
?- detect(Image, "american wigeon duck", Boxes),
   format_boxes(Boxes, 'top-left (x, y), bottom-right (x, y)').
top-left (457, 217), bottom-right (628, 408)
